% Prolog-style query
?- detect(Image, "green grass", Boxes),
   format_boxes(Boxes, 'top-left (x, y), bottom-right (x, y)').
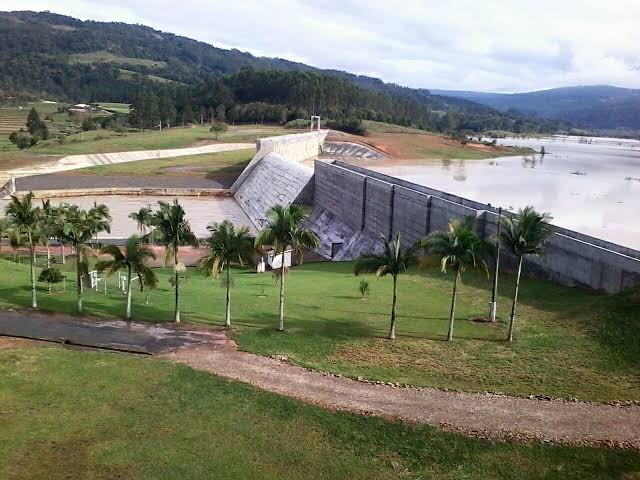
top-left (364, 120), bottom-right (428, 134)
top-left (98, 102), bottom-right (131, 114)
top-left (0, 257), bottom-right (638, 403)
top-left (69, 51), bottom-right (168, 68)
top-left (74, 148), bottom-right (254, 178)
top-left (0, 346), bottom-right (638, 479)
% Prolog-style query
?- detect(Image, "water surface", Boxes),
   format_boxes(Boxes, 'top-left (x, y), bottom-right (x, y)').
top-left (369, 136), bottom-right (640, 249)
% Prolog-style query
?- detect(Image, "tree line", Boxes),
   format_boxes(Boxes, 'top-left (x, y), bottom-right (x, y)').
top-left (3, 192), bottom-right (552, 342)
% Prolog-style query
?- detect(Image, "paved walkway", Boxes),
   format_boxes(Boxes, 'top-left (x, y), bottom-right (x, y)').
top-left (0, 310), bottom-right (228, 354)
top-left (15, 174), bottom-right (233, 192)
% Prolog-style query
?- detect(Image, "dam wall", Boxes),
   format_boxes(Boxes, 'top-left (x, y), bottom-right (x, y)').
top-left (312, 160), bottom-right (640, 293)
top-left (231, 130), bottom-right (327, 192)
top-left (234, 152), bottom-right (314, 229)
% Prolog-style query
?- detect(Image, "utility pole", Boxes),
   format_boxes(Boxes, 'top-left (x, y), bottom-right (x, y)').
top-left (489, 207), bottom-right (502, 322)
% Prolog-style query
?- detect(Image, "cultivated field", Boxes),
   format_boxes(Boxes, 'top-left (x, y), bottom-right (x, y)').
top-left (0, 257), bottom-right (637, 403)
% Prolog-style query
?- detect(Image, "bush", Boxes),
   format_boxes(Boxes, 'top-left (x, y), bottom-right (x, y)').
top-left (210, 121), bottom-right (228, 140)
top-left (327, 117), bottom-right (368, 136)
top-left (38, 267), bottom-right (64, 292)
top-left (358, 279), bottom-right (371, 298)
top-left (285, 119), bottom-right (312, 129)
top-left (9, 129), bottom-right (35, 149)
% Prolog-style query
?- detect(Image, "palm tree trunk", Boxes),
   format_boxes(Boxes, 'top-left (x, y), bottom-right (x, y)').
top-left (278, 249), bottom-right (286, 331)
top-left (46, 242), bottom-right (51, 269)
top-left (28, 229), bottom-right (37, 308)
top-left (389, 275), bottom-right (398, 340)
top-left (61, 243), bottom-right (66, 264)
top-left (447, 268), bottom-right (460, 342)
top-left (507, 256), bottom-right (523, 342)
top-left (225, 262), bottom-right (231, 327)
top-left (174, 251), bottom-right (180, 323)
top-left (125, 265), bottom-right (132, 321)
top-left (76, 248), bottom-right (83, 313)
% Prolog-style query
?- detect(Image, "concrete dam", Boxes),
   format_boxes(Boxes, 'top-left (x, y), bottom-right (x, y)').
top-left (232, 131), bottom-right (640, 294)
top-left (2, 130), bottom-right (639, 293)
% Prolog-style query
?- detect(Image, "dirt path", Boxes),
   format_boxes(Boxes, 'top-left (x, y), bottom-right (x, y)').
top-left (163, 347), bottom-right (640, 449)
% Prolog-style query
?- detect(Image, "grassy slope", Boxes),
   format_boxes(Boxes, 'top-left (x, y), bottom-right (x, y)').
top-left (0, 257), bottom-right (638, 403)
top-left (1, 347), bottom-right (637, 480)
top-left (0, 125), bottom-right (292, 172)
top-left (73, 148), bottom-right (254, 178)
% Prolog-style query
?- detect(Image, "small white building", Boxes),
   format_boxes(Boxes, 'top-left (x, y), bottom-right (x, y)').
top-left (256, 246), bottom-right (293, 272)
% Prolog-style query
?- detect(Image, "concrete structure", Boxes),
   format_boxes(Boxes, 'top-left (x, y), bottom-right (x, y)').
top-left (0, 143), bottom-right (253, 193)
top-left (310, 161), bottom-right (640, 293)
top-left (231, 130), bottom-right (327, 192)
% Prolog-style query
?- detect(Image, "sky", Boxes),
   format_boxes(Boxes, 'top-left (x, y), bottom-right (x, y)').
top-left (3, 0), bottom-right (640, 93)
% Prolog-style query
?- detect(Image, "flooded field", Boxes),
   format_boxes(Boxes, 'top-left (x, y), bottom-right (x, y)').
top-left (368, 136), bottom-right (640, 249)
top-left (0, 195), bottom-right (256, 240)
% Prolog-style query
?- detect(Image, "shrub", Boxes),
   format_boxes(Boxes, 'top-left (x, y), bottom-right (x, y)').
top-left (38, 267), bottom-right (64, 292)
top-left (285, 118), bottom-right (312, 129)
top-left (358, 279), bottom-right (371, 298)
top-left (9, 129), bottom-right (35, 149)
top-left (210, 121), bottom-right (228, 140)
top-left (327, 117), bottom-right (368, 136)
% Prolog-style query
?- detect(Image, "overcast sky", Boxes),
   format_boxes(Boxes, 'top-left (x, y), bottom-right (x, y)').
top-left (4, 0), bottom-right (640, 93)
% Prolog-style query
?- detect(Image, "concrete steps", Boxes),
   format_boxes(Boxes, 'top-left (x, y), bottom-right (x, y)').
top-left (322, 141), bottom-right (386, 159)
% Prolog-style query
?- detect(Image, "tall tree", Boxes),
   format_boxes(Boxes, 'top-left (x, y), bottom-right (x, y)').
top-left (353, 233), bottom-right (418, 340)
top-left (198, 220), bottom-right (254, 327)
top-left (500, 207), bottom-right (553, 342)
top-left (150, 199), bottom-right (198, 322)
top-left (128, 207), bottom-right (153, 237)
top-left (5, 192), bottom-right (40, 308)
top-left (96, 235), bottom-right (157, 321)
top-left (254, 204), bottom-right (319, 331)
top-left (58, 204), bottom-right (111, 313)
top-left (26, 107), bottom-right (49, 140)
top-left (421, 217), bottom-right (490, 341)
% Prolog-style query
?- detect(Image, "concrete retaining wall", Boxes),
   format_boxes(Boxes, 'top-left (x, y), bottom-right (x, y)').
top-left (312, 160), bottom-right (640, 293)
top-left (232, 130), bottom-right (327, 192)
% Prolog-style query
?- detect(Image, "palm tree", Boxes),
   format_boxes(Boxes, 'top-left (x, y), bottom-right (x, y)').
top-left (5, 192), bottom-right (40, 308)
top-left (39, 199), bottom-right (55, 268)
top-left (53, 203), bottom-right (71, 265)
top-left (254, 204), bottom-right (319, 332)
top-left (96, 235), bottom-right (157, 321)
top-left (58, 204), bottom-right (111, 313)
top-left (150, 199), bottom-right (198, 323)
top-left (421, 217), bottom-right (490, 341)
top-left (129, 207), bottom-right (153, 237)
top-left (353, 233), bottom-right (418, 340)
top-left (8, 227), bottom-right (24, 263)
top-left (199, 220), bottom-right (254, 327)
top-left (500, 206), bottom-right (553, 342)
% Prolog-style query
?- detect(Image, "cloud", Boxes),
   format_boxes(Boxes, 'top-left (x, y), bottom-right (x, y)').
top-left (3, 0), bottom-right (640, 92)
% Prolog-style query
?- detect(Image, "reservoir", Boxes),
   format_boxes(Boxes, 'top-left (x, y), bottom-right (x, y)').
top-left (367, 135), bottom-right (640, 250)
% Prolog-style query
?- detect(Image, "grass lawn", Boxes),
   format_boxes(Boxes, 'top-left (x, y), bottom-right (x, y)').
top-left (98, 102), bottom-right (131, 114)
top-left (1, 347), bottom-right (638, 479)
top-left (73, 148), bottom-right (254, 178)
top-left (0, 256), bottom-right (638, 403)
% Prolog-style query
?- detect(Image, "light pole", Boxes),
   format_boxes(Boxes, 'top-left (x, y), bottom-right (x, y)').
top-left (489, 207), bottom-right (502, 322)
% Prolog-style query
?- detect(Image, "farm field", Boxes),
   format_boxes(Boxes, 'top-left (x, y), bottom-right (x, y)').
top-left (0, 256), bottom-right (637, 403)
top-left (1, 346), bottom-right (638, 480)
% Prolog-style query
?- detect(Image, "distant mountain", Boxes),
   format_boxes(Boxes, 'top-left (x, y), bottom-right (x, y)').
top-left (432, 86), bottom-right (640, 130)
top-left (0, 10), bottom-right (565, 134)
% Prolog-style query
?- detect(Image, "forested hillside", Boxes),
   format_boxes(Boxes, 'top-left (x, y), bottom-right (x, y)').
top-left (0, 10), bottom-right (566, 134)
top-left (433, 86), bottom-right (640, 131)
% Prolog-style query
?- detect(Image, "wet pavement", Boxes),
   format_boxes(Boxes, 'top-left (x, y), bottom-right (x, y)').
top-left (15, 174), bottom-right (232, 191)
top-left (0, 310), bottom-right (228, 354)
